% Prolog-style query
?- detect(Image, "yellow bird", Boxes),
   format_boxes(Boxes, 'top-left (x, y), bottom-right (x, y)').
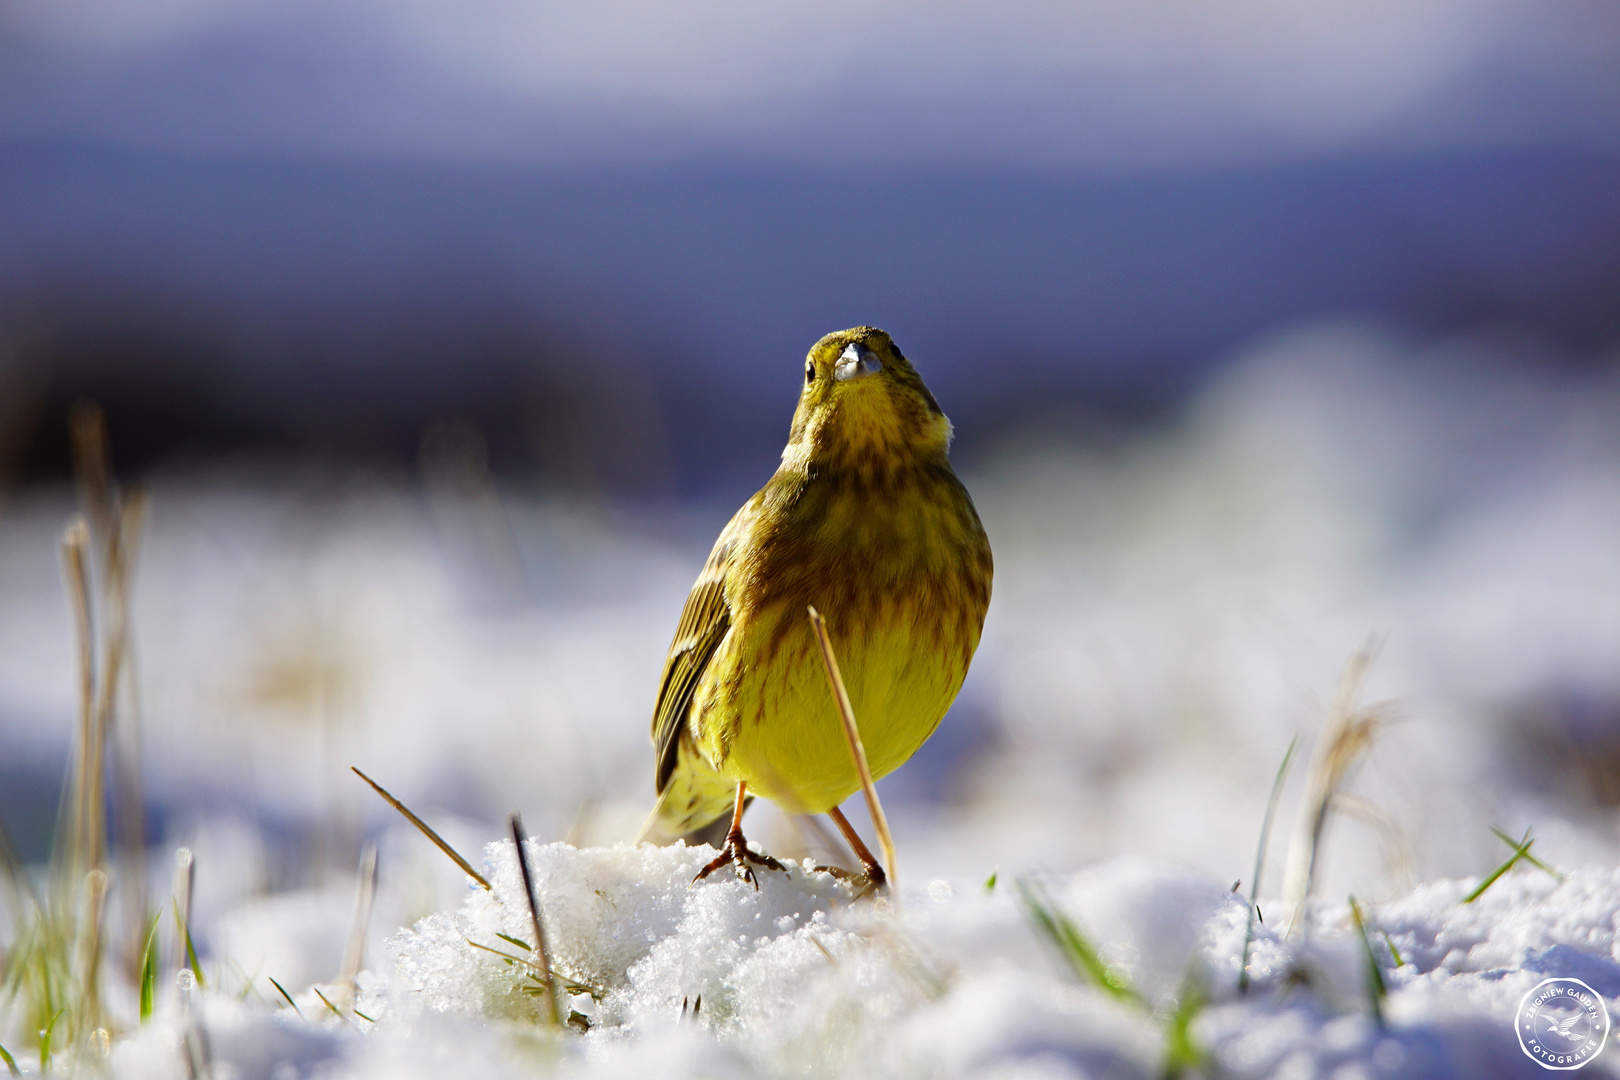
top-left (642, 326), bottom-right (993, 885)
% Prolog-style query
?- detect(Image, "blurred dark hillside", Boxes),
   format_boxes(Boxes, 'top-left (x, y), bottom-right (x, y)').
top-left (2, 141), bottom-right (1618, 496)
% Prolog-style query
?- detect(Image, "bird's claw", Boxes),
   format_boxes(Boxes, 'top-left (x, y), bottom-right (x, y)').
top-left (694, 832), bottom-right (788, 889)
top-left (812, 863), bottom-right (887, 898)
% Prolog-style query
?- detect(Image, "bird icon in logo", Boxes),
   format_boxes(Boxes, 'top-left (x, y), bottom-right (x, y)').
top-left (1546, 1013), bottom-right (1583, 1040)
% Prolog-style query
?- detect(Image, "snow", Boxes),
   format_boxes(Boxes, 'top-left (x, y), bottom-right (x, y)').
top-left (4, 322), bottom-right (1620, 1076)
top-left (99, 842), bottom-right (1620, 1079)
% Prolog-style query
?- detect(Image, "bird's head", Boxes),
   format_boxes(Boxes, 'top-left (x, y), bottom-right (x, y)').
top-left (782, 327), bottom-right (953, 474)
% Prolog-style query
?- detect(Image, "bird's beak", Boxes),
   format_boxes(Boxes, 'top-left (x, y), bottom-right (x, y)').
top-left (834, 344), bottom-right (884, 382)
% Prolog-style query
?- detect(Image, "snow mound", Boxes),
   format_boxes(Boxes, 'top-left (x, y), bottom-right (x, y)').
top-left (391, 840), bottom-right (858, 1030)
top-left (377, 843), bottom-right (1620, 1079)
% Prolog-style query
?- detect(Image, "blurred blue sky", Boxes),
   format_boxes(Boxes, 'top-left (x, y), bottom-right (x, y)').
top-left (1, 0), bottom-right (1617, 491)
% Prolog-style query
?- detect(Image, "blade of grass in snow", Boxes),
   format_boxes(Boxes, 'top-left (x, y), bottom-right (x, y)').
top-left (1464, 829), bottom-right (1539, 903)
top-left (1161, 979), bottom-right (1207, 1080)
top-left (173, 847), bottom-right (205, 988)
top-left (2, 457), bottom-right (144, 1066)
top-left (0, 1041), bottom-right (17, 1077)
top-left (467, 938), bottom-right (527, 965)
top-left (1490, 825), bottom-right (1563, 881)
top-left (38, 1008), bottom-right (63, 1074)
top-left (1015, 876), bottom-right (1140, 1004)
top-left (138, 913), bottom-right (161, 1021)
top-left (173, 901), bottom-right (204, 989)
top-left (509, 814), bottom-right (561, 1028)
top-left (1348, 896), bottom-right (1387, 1026)
top-left (268, 978), bottom-right (302, 1017)
top-left (107, 493), bottom-right (152, 973)
top-left (64, 413), bottom-right (154, 974)
top-left (336, 845), bottom-right (378, 1007)
top-left (466, 937), bottom-right (544, 973)
top-left (466, 938), bottom-right (601, 998)
top-left (312, 986), bottom-right (345, 1019)
top-left (352, 767), bottom-right (492, 890)
top-left (1240, 735), bottom-right (1298, 993)
top-left (1282, 643), bottom-right (1391, 937)
top-left (57, 519), bottom-right (97, 887)
top-left (78, 868), bottom-right (109, 1038)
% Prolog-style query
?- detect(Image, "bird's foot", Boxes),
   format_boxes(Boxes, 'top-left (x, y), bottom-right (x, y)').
top-left (812, 860), bottom-right (887, 898)
top-left (694, 830), bottom-right (788, 889)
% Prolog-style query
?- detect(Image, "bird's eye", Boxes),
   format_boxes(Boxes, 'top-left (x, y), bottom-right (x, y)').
top-left (805, 362), bottom-right (815, 384)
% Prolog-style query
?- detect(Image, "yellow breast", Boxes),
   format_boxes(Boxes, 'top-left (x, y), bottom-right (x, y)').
top-left (689, 461), bottom-right (992, 815)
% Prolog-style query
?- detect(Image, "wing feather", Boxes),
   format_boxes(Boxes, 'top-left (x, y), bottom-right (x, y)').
top-left (651, 521), bottom-right (742, 793)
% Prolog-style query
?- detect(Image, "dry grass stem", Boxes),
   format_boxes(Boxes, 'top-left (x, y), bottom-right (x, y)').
top-left (58, 519), bottom-right (99, 880)
top-left (69, 406), bottom-right (153, 967)
top-left (1281, 642), bottom-right (1394, 937)
top-left (1332, 793), bottom-right (1414, 894)
top-left (807, 605), bottom-right (898, 895)
top-left (69, 402), bottom-right (116, 560)
top-left (1239, 735), bottom-right (1298, 993)
top-left (1, 410), bottom-right (149, 1065)
top-left (77, 869), bottom-right (109, 1039)
top-left (97, 492), bottom-right (149, 933)
top-left (336, 845), bottom-right (378, 1007)
top-left (509, 815), bottom-right (561, 1028)
top-left (351, 767), bottom-right (492, 889)
top-left (173, 847), bottom-right (196, 979)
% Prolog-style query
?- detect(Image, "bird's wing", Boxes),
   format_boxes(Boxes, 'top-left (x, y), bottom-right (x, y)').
top-left (651, 513), bottom-right (746, 794)
top-left (1559, 1016), bottom-right (1581, 1033)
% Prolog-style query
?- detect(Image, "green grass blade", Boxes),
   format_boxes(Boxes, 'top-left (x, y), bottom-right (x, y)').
top-left (467, 938), bottom-right (533, 968)
top-left (0, 1040), bottom-right (20, 1077)
top-left (311, 986), bottom-right (344, 1019)
top-left (1348, 896), bottom-right (1386, 1026)
top-left (268, 977), bottom-right (302, 1017)
top-left (38, 1008), bottom-right (63, 1074)
top-left (1016, 877), bottom-right (1139, 1004)
top-left (1162, 983), bottom-right (1207, 1079)
top-left (1490, 826), bottom-right (1563, 882)
top-left (139, 912), bottom-right (162, 1021)
top-left (495, 933), bottom-right (533, 952)
top-left (1463, 832), bottom-right (1535, 903)
top-left (1240, 735), bottom-right (1298, 992)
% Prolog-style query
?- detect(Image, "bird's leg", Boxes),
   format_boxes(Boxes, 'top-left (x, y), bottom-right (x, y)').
top-left (824, 806), bottom-right (887, 889)
top-left (694, 781), bottom-right (787, 889)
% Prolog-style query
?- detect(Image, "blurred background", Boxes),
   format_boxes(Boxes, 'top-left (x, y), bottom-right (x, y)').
top-left (2, 0), bottom-right (1620, 986)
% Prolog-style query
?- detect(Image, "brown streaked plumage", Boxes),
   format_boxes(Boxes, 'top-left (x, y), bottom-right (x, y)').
top-left (642, 326), bottom-right (992, 886)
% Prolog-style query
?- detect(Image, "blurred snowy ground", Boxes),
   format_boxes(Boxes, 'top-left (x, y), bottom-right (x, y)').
top-left (3, 322), bottom-right (1620, 1075)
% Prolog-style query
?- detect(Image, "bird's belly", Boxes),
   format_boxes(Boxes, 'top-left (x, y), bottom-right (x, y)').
top-left (693, 592), bottom-right (972, 815)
